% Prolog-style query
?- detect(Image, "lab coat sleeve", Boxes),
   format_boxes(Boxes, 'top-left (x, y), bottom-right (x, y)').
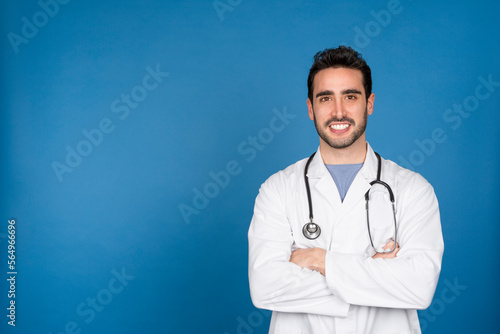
top-left (325, 172), bottom-right (444, 309)
top-left (248, 174), bottom-right (350, 317)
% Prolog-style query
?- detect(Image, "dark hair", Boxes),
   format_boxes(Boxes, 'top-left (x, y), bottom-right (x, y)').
top-left (307, 45), bottom-right (372, 102)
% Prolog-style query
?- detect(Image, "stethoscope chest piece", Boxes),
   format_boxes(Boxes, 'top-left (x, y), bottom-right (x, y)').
top-left (302, 221), bottom-right (321, 240)
top-left (301, 151), bottom-right (397, 251)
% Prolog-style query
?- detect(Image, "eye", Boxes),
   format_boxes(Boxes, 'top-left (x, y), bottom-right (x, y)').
top-left (345, 95), bottom-right (357, 100)
top-left (319, 96), bottom-right (331, 102)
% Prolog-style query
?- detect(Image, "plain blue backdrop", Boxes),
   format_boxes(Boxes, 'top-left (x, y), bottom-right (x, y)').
top-left (1, 0), bottom-right (499, 333)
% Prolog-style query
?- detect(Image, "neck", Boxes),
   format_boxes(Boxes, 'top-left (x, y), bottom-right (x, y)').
top-left (319, 138), bottom-right (367, 165)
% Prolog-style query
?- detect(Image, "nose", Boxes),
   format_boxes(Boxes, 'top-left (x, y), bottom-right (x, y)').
top-left (332, 98), bottom-right (345, 120)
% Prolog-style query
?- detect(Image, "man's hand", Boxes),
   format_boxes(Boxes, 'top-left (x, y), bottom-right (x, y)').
top-left (290, 241), bottom-right (399, 276)
top-left (372, 240), bottom-right (400, 259)
top-left (289, 248), bottom-right (326, 275)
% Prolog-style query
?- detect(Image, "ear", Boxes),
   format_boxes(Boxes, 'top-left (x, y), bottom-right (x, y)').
top-left (367, 93), bottom-right (375, 115)
top-left (307, 98), bottom-right (314, 120)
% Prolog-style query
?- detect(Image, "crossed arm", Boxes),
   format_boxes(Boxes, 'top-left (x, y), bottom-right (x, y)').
top-left (249, 173), bottom-right (443, 314)
top-left (289, 241), bottom-right (400, 275)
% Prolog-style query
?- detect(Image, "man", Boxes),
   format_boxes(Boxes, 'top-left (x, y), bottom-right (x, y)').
top-left (248, 46), bottom-right (444, 333)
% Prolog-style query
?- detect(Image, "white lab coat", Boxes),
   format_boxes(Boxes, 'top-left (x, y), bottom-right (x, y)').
top-left (248, 143), bottom-right (444, 334)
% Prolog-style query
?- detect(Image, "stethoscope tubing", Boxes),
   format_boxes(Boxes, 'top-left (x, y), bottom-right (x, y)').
top-left (302, 151), bottom-right (398, 253)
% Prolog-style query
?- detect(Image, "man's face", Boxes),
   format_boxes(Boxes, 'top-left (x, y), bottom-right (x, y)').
top-left (307, 67), bottom-right (374, 150)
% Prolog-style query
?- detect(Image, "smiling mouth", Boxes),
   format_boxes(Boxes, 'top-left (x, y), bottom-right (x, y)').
top-left (330, 124), bottom-right (350, 130)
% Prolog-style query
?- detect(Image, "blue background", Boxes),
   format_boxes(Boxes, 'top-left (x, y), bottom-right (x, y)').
top-left (1, 0), bottom-right (499, 333)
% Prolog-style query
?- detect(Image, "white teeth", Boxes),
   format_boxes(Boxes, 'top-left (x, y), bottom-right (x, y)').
top-left (330, 124), bottom-right (349, 130)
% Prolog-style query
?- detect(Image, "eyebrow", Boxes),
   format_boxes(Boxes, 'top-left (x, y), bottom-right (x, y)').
top-left (315, 89), bottom-right (362, 98)
top-left (343, 89), bottom-right (362, 95)
top-left (315, 90), bottom-right (334, 98)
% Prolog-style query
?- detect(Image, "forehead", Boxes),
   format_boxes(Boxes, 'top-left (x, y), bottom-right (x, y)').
top-left (313, 67), bottom-right (364, 94)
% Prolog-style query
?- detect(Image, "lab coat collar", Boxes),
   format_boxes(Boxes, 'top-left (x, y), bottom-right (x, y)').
top-left (305, 142), bottom-right (379, 219)
top-left (360, 142), bottom-right (379, 180)
top-left (305, 142), bottom-right (379, 181)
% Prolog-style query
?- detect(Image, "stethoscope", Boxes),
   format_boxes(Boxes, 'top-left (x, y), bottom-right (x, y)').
top-left (302, 152), bottom-right (398, 253)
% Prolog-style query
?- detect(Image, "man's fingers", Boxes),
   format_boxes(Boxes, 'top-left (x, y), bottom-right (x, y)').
top-left (372, 242), bottom-right (400, 259)
top-left (382, 241), bottom-right (393, 249)
top-left (382, 241), bottom-right (393, 250)
top-left (382, 241), bottom-right (399, 251)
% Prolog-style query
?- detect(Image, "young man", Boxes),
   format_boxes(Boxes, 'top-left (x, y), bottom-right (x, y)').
top-left (248, 46), bottom-right (444, 333)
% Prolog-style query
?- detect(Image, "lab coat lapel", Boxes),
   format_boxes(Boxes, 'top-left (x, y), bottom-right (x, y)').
top-left (339, 143), bottom-right (379, 220)
top-left (306, 148), bottom-right (342, 214)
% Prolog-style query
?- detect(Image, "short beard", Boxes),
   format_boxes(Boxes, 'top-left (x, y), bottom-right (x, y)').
top-left (313, 107), bottom-right (368, 149)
